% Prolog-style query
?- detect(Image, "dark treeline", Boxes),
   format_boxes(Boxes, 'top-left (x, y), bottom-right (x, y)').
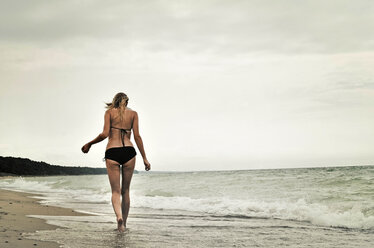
top-left (0, 156), bottom-right (107, 176)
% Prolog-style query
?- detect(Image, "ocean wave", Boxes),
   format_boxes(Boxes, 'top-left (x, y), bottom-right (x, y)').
top-left (0, 177), bottom-right (111, 207)
top-left (1, 173), bottom-right (373, 230)
top-left (0, 177), bottom-right (56, 192)
top-left (132, 195), bottom-right (374, 230)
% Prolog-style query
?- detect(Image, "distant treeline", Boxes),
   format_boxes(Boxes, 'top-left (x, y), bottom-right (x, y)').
top-left (0, 156), bottom-right (107, 176)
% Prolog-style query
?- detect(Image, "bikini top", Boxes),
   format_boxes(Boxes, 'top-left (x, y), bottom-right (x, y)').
top-left (110, 109), bottom-right (133, 146)
top-left (110, 125), bottom-right (132, 147)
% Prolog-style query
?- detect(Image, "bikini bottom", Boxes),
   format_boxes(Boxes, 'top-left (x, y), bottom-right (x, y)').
top-left (104, 146), bottom-right (137, 165)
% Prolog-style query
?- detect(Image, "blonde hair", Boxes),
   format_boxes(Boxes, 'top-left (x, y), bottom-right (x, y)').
top-left (105, 92), bottom-right (129, 122)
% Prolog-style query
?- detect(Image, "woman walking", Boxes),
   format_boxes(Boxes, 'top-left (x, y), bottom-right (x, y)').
top-left (81, 92), bottom-right (151, 232)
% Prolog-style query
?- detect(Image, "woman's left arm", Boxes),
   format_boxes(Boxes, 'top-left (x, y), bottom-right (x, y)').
top-left (81, 110), bottom-right (111, 153)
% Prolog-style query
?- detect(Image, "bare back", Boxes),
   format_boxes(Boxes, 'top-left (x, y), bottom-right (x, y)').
top-left (106, 107), bottom-right (135, 149)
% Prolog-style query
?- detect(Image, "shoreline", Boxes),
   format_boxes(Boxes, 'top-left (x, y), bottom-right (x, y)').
top-left (0, 189), bottom-right (89, 248)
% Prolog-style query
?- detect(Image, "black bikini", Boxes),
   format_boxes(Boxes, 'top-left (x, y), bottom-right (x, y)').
top-left (104, 119), bottom-right (137, 165)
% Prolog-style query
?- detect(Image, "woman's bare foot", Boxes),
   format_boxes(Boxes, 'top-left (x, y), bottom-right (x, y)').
top-left (117, 218), bottom-right (125, 232)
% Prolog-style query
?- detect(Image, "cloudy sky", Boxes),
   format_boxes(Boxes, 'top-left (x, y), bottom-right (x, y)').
top-left (1, 0), bottom-right (373, 171)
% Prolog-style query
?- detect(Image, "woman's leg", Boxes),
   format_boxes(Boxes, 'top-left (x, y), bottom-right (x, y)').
top-left (105, 159), bottom-right (124, 232)
top-left (121, 156), bottom-right (136, 227)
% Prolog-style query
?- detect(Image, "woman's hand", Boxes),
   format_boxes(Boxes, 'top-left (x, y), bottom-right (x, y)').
top-left (143, 158), bottom-right (151, 171)
top-left (81, 143), bottom-right (91, 153)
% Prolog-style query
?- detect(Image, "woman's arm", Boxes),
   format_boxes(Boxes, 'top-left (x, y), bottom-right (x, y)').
top-left (133, 111), bottom-right (151, 171)
top-left (81, 110), bottom-right (111, 153)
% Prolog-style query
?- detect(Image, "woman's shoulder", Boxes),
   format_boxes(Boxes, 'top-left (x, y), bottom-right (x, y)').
top-left (105, 108), bottom-right (112, 115)
top-left (126, 107), bottom-right (137, 114)
top-left (105, 107), bottom-right (137, 116)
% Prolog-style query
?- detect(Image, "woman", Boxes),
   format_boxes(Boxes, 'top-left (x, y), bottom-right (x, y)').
top-left (81, 92), bottom-right (151, 232)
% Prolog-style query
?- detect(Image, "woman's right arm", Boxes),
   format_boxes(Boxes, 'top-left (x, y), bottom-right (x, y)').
top-left (133, 111), bottom-right (151, 171)
top-left (81, 110), bottom-right (110, 153)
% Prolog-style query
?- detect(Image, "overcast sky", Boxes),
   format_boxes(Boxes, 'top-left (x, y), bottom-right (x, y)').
top-left (1, 0), bottom-right (374, 171)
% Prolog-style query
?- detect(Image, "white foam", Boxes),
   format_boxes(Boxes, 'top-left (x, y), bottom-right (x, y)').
top-left (132, 195), bottom-right (374, 229)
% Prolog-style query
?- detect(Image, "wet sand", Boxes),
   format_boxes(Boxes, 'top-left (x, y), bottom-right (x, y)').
top-left (0, 189), bottom-right (88, 248)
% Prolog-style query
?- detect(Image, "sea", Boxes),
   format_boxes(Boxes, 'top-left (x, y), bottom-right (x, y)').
top-left (0, 166), bottom-right (373, 248)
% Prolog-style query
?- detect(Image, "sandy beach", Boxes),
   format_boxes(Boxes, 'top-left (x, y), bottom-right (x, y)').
top-left (0, 188), bottom-right (88, 248)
